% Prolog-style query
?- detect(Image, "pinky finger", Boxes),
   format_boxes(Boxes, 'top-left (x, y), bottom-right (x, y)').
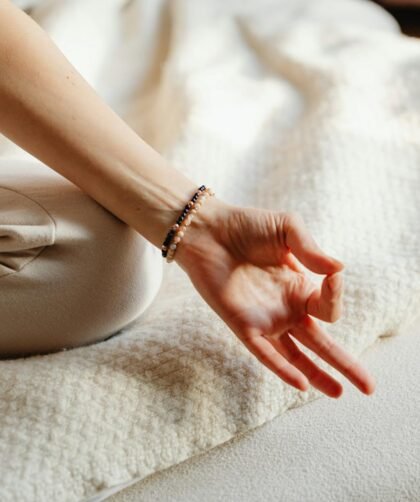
top-left (241, 330), bottom-right (310, 391)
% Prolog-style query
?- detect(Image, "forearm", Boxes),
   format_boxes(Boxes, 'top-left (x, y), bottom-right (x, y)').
top-left (0, 0), bottom-right (214, 251)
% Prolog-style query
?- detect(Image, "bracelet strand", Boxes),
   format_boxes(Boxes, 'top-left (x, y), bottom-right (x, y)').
top-left (161, 185), bottom-right (215, 263)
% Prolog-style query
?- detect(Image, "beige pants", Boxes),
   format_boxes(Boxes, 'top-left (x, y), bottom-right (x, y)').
top-left (0, 158), bottom-right (163, 359)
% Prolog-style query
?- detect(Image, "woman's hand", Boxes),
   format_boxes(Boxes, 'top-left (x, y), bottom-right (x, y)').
top-left (175, 197), bottom-right (376, 399)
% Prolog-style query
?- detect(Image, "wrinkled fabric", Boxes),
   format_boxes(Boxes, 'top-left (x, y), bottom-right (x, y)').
top-left (0, 157), bottom-right (163, 356)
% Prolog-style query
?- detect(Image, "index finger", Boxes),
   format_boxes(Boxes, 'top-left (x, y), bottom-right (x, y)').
top-left (282, 212), bottom-right (344, 274)
top-left (290, 315), bottom-right (376, 395)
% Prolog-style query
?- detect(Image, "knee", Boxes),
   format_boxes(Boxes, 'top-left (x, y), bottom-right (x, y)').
top-left (0, 159), bottom-right (163, 357)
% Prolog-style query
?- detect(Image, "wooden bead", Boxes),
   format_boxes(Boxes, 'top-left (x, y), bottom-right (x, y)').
top-left (162, 186), bottom-right (214, 263)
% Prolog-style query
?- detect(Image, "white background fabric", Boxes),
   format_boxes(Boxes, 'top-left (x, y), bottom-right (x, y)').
top-left (1, 0), bottom-right (420, 500)
top-left (104, 318), bottom-right (420, 502)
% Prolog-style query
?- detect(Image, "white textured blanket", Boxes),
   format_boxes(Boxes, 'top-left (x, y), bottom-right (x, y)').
top-left (1, 0), bottom-right (420, 501)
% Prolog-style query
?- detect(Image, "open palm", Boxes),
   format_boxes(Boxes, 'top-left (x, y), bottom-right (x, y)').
top-left (176, 201), bottom-right (376, 398)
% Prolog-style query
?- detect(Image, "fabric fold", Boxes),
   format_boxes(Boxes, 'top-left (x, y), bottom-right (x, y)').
top-left (0, 187), bottom-right (55, 277)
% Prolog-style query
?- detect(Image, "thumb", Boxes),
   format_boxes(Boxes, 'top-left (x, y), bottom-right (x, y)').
top-left (280, 212), bottom-right (344, 274)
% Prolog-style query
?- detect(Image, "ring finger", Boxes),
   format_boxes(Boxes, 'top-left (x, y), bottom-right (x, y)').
top-left (268, 332), bottom-right (343, 398)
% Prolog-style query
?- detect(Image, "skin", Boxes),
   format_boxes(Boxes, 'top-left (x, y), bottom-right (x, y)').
top-left (0, 0), bottom-right (376, 397)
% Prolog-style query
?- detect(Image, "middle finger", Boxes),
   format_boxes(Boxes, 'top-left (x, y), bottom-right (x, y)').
top-left (269, 332), bottom-right (343, 398)
top-left (290, 315), bottom-right (376, 395)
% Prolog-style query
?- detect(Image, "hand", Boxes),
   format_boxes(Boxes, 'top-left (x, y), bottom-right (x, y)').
top-left (175, 197), bottom-right (376, 398)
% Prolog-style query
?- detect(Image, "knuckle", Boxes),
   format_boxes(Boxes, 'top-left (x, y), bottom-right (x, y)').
top-left (275, 359), bottom-right (287, 371)
top-left (285, 211), bottom-right (304, 228)
top-left (342, 355), bottom-right (360, 380)
top-left (259, 354), bottom-right (269, 364)
top-left (281, 211), bottom-right (305, 248)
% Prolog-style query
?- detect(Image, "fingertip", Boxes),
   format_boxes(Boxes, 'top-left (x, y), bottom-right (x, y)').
top-left (354, 369), bottom-right (376, 395)
top-left (329, 383), bottom-right (344, 399)
top-left (321, 258), bottom-right (344, 275)
top-left (363, 376), bottom-right (376, 396)
top-left (326, 272), bottom-right (344, 292)
top-left (316, 256), bottom-right (344, 275)
top-left (307, 256), bottom-right (345, 276)
top-left (298, 377), bottom-right (310, 392)
top-left (330, 258), bottom-right (345, 271)
top-left (288, 369), bottom-right (310, 392)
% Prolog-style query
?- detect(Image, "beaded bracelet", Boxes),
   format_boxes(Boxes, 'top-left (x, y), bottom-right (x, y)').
top-left (161, 185), bottom-right (215, 263)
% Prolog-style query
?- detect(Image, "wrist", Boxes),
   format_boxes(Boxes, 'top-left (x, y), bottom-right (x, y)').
top-left (172, 195), bottom-right (230, 270)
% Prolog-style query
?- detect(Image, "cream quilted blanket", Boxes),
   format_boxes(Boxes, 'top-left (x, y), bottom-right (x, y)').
top-left (1, 0), bottom-right (420, 501)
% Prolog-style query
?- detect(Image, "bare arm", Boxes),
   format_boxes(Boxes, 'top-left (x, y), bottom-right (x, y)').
top-left (0, 0), bottom-right (222, 251)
